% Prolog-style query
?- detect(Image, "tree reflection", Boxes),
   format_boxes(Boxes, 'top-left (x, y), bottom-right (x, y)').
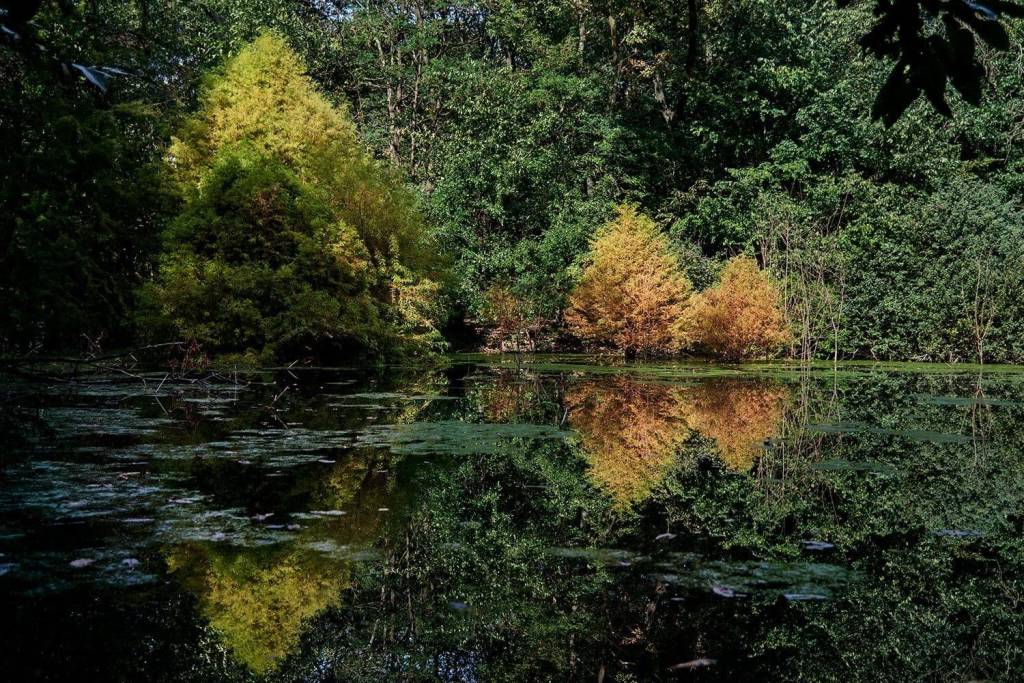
top-left (167, 543), bottom-right (349, 673)
top-left (681, 381), bottom-right (790, 472)
top-left (567, 379), bottom-right (691, 506)
top-left (568, 378), bottom-right (789, 506)
top-left (166, 453), bottom-right (396, 673)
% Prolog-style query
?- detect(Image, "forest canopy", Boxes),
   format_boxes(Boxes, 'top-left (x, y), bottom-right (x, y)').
top-left (2, 1), bottom-right (1023, 363)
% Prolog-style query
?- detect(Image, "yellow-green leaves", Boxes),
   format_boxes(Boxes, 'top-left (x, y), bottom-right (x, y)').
top-left (145, 33), bottom-right (444, 361)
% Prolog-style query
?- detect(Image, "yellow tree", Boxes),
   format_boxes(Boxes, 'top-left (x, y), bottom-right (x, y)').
top-left (688, 256), bottom-right (790, 360)
top-left (169, 32), bottom-right (439, 270)
top-left (150, 32), bottom-right (443, 359)
top-left (566, 205), bottom-right (693, 356)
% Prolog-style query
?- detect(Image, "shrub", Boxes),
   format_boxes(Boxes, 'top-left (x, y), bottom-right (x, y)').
top-left (688, 256), bottom-right (790, 360)
top-left (566, 205), bottom-right (693, 356)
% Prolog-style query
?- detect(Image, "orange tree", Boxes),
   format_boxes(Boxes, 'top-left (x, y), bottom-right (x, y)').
top-left (688, 256), bottom-right (790, 360)
top-left (566, 205), bottom-right (693, 356)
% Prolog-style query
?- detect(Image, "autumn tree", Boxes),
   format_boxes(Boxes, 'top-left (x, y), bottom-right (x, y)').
top-left (143, 33), bottom-right (445, 361)
top-left (566, 205), bottom-right (693, 357)
top-left (688, 256), bottom-right (790, 360)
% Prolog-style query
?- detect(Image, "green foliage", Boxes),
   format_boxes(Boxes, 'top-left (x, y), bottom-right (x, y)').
top-left (0, 55), bottom-right (169, 351)
top-left (139, 146), bottom-right (386, 361)
top-left (4, 0), bottom-right (1024, 361)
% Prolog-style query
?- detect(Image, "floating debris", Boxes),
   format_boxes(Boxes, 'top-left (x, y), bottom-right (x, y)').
top-left (668, 658), bottom-right (716, 672)
top-left (784, 592), bottom-right (828, 602)
top-left (712, 584), bottom-right (742, 598)
top-left (934, 529), bottom-right (984, 538)
top-left (801, 540), bottom-right (835, 551)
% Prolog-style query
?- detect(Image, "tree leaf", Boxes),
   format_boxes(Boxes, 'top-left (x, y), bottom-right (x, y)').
top-left (872, 60), bottom-right (921, 126)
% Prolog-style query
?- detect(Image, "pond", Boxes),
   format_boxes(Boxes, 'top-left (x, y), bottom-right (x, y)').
top-left (2, 355), bottom-right (1024, 681)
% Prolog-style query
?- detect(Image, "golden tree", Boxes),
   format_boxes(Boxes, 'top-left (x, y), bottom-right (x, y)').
top-left (152, 32), bottom-right (444, 360)
top-left (566, 205), bottom-right (693, 356)
top-left (688, 256), bottom-right (790, 360)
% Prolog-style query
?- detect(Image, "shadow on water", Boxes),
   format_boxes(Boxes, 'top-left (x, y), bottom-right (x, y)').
top-left (2, 357), bottom-right (1024, 681)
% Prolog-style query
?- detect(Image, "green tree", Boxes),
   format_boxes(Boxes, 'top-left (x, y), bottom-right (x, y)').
top-left (143, 33), bottom-right (445, 361)
top-left (0, 55), bottom-right (169, 351)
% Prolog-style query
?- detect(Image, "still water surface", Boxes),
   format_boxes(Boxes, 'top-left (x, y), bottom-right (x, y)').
top-left (2, 356), bottom-right (1024, 681)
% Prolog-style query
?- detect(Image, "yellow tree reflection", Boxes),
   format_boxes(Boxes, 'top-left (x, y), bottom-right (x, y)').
top-left (567, 379), bottom-right (691, 507)
top-left (167, 452), bottom-right (395, 673)
top-left (681, 380), bottom-right (789, 472)
top-left (168, 544), bottom-right (348, 673)
top-left (568, 378), bottom-right (790, 507)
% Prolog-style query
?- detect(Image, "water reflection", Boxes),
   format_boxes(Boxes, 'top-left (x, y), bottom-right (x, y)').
top-left (566, 379), bottom-right (691, 506)
top-left (567, 378), bottom-right (790, 506)
top-left (4, 360), bottom-right (1024, 681)
top-left (680, 380), bottom-right (789, 472)
top-left (168, 542), bottom-right (349, 673)
top-left (166, 450), bottom-right (399, 673)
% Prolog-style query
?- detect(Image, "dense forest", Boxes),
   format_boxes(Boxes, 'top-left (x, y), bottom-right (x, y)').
top-left (3, 0), bottom-right (1024, 364)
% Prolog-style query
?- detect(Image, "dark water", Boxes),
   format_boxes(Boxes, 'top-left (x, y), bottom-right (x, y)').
top-left (2, 356), bottom-right (1024, 681)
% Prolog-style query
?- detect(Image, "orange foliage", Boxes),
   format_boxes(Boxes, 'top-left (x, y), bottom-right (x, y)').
top-left (567, 206), bottom-right (693, 356)
top-left (478, 286), bottom-right (548, 352)
top-left (567, 379), bottom-right (691, 507)
top-left (680, 380), bottom-right (789, 472)
top-left (688, 256), bottom-right (790, 360)
top-left (568, 377), bottom-right (789, 505)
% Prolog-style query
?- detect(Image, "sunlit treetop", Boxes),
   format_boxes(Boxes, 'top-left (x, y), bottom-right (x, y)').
top-left (168, 32), bottom-right (436, 273)
top-left (169, 32), bottom-right (359, 188)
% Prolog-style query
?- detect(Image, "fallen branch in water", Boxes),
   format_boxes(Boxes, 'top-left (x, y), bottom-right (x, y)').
top-left (0, 341), bottom-right (188, 368)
